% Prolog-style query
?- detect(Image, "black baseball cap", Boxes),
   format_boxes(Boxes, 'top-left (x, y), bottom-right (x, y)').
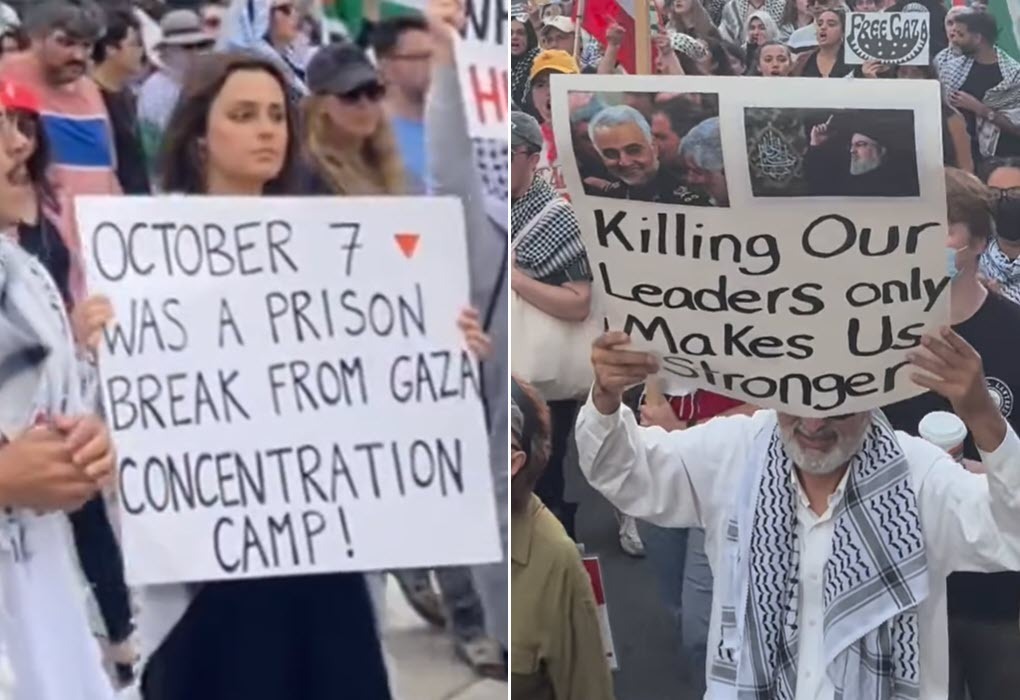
top-left (306, 42), bottom-right (381, 96)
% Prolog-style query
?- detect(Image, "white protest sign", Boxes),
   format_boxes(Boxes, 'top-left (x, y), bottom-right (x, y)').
top-left (77, 196), bottom-right (500, 586)
top-left (454, 0), bottom-right (508, 140)
top-left (845, 12), bottom-right (930, 66)
top-left (552, 75), bottom-right (948, 417)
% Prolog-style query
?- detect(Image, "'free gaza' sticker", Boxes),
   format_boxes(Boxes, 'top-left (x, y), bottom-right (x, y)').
top-left (846, 12), bottom-right (930, 65)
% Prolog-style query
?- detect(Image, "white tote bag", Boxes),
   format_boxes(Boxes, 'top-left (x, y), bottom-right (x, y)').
top-left (511, 200), bottom-right (600, 401)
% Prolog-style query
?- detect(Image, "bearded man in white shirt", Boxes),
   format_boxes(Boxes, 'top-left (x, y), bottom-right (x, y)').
top-left (576, 327), bottom-right (1019, 699)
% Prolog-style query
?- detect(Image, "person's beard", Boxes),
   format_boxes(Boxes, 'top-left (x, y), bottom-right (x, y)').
top-left (850, 152), bottom-right (882, 176)
top-left (778, 419), bottom-right (869, 475)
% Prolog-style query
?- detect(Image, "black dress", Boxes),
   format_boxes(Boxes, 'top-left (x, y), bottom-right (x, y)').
top-left (141, 574), bottom-right (392, 699)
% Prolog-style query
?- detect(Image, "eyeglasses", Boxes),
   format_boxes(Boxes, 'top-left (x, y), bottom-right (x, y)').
top-left (338, 83), bottom-right (386, 103)
top-left (991, 185), bottom-right (1020, 201)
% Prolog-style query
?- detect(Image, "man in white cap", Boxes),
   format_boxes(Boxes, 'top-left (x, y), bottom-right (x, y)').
top-left (137, 9), bottom-right (214, 177)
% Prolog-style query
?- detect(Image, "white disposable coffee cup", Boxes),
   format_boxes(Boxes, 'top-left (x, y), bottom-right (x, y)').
top-left (918, 411), bottom-right (967, 463)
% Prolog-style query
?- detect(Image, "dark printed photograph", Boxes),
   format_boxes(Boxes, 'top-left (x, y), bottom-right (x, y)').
top-left (567, 91), bottom-right (729, 207)
top-left (744, 107), bottom-right (920, 198)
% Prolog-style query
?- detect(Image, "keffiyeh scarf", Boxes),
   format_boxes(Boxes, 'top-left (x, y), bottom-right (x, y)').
top-left (980, 239), bottom-right (1020, 305)
top-left (512, 45), bottom-right (540, 109)
top-left (671, 31), bottom-right (709, 61)
top-left (511, 178), bottom-right (588, 281)
top-left (710, 412), bottom-right (929, 700)
top-left (0, 237), bottom-right (80, 438)
top-left (935, 46), bottom-right (1020, 157)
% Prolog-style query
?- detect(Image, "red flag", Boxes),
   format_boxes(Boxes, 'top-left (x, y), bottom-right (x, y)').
top-left (577, 0), bottom-right (638, 73)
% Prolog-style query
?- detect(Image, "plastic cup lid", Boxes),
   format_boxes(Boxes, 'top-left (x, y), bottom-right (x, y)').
top-left (918, 411), bottom-right (967, 446)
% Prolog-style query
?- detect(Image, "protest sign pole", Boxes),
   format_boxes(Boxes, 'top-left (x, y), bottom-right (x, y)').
top-left (634, 0), bottom-right (652, 74)
top-left (573, 0), bottom-right (587, 62)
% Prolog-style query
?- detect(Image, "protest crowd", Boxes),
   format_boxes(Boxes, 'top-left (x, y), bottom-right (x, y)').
top-left (510, 0), bottom-right (1020, 698)
top-left (0, 0), bottom-right (509, 698)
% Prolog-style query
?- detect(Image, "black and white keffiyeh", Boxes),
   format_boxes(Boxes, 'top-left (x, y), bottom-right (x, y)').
top-left (980, 238), bottom-right (1020, 305)
top-left (710, 412), bottom-right (929, 700)
top-left (511, 178), bottom-right (590, 282)
top-left (935, 46), bottom-right (1020, 157)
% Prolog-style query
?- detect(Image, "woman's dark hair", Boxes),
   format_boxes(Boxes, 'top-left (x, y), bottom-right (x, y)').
top-left (722, 39), bottom-right (747, 72)
top-left (15, 111), bottom-right (71, 304)
top-left (159, 52), bottom-right (299, 195)
top-left (704, 37), bottom-right (735, 75)
top-left (511, 16), bottom-right (538, 57)
top-left (20, 111), bottom-right (59, 214)
top-left (781, 0), bottom-right (802, 28)
top-left (817, 7), bottom-right (846, 33)
top-left (677, 49), bottom-right (706, 75)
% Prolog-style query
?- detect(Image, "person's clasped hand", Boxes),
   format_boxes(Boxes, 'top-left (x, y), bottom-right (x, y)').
top-left (0, 414), bottom-right (114, 512)
top-left (591, 331), bottom-right (659, 414)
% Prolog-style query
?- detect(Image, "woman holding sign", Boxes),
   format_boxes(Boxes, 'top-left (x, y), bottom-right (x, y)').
top-left (137, 49), bottom-right (493, 700)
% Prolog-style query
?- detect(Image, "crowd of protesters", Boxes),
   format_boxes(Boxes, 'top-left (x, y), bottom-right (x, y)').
top-left (510, 0), bottom-right (1020, 699)
top-left (0, 0), bottom-right (508, 698)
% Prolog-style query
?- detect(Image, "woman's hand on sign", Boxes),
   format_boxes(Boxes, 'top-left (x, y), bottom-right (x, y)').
top-left (591, 331), bottom-right (659, 415)
top-left (457, 307), bottom-right (492, 360)
top-left (809, 115), bottom-right (833, 147)
top-left (71, 295), bottom-right (114, 354)
top-left (53, 413), bottom-right (115, 489)
top-left (861, 60), bottom-right (888, 79)
top-left (908, 327), bottom-right (1007, 452)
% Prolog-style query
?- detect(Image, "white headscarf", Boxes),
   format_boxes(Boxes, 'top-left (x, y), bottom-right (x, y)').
top-left (745, 8), bottom-right (781, 44)
top-left (217, 0), bottom-right (309, 96)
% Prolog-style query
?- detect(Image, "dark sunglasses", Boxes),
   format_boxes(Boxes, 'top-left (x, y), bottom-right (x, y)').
top-left (338, 83), bottom-right (386, 103)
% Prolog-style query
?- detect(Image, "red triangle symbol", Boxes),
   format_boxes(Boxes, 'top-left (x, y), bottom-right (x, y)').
top-left (394, 233), bottom-right (420, 258)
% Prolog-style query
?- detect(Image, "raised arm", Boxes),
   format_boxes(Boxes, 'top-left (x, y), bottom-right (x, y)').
top-left (424, 0), bottom-right (504, 314)
top-left (576, 332), bottom-right (756, 528)
top-left (908, 327), bottom-right (1020, 571)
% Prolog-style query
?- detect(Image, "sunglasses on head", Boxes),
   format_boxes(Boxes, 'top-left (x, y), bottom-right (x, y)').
top-left (338, 83), bottom-right (386, 103)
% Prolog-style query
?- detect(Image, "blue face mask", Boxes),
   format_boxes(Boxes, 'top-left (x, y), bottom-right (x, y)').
top-left (946, 246), bottom-right (967, 280)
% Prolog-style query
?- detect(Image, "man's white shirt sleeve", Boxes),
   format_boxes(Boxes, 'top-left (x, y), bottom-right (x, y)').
top-left (575, 390), bottom-right (765, 529)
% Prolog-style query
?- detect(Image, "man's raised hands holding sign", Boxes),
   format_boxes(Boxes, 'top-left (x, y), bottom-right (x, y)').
top-left (577, 324), bottom-right (1019, 698)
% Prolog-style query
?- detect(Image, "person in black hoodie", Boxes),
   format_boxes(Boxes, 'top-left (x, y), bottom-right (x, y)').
top-left (882, 167), bottom-right (1020, 700)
